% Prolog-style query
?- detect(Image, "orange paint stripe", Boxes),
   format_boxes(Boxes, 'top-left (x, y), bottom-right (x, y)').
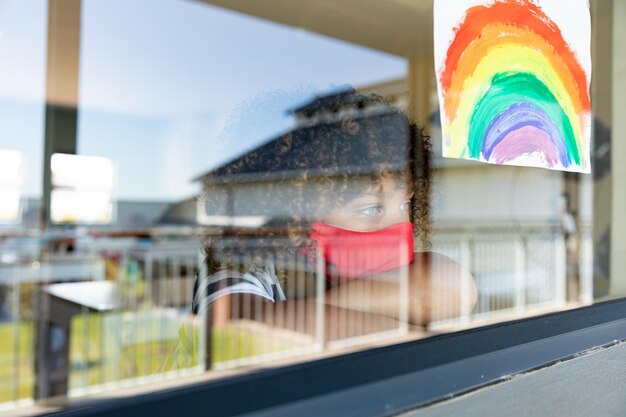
top-left (441, 0), bottom-right (590, 111)
top-left (445, 23), bottom-right (585, 119)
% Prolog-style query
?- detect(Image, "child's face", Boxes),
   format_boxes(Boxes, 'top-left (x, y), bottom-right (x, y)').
top-left (321, 176), bottom-right (412, 232)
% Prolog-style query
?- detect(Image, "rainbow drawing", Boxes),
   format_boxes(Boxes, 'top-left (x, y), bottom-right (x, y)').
top-left (434, 0), bottom-right (591, 172)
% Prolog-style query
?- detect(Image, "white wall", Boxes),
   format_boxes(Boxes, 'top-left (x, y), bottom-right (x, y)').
top-left (431, 165), bottom-right (563, 227)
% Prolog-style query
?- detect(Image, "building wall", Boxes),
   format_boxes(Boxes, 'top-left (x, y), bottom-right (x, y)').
top-left (198, 177), bottom-right (373, 226)
top-left (199, 167), bottom-right (563, 229)
top-left (431, 164), bottom-right (564, 227)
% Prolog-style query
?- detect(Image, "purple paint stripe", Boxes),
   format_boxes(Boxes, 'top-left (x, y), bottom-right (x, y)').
top-left (481, 103), bottom-right (568, 165)
top-left (490, 126), bottom-right (560, 167)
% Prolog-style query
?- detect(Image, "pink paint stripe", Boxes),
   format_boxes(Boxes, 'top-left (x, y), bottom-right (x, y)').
top-left (489, 125), bottom-right (559, 167)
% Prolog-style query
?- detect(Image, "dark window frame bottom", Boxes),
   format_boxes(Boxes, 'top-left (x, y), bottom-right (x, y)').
top-left (46, 299), bottom-right (626, 417)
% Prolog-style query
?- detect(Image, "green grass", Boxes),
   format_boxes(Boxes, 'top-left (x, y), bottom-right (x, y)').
top-left (0, 321), bottom-right (34, 402)
top-left (69, 313), bottom-right (185, 387)
top-left (0, 313), bottom-right (301, 403)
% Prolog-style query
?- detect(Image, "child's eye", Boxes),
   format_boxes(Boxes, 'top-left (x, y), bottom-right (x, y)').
top-left (357, 205), bottom-right (383, 217)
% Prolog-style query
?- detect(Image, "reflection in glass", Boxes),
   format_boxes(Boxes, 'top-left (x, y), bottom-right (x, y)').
top-left (50, 153), bottom-right (114, 224)
top-left (0, 0), bottom-right (622, 412)
top-left (0, 149), bottom-right (22, 224)
top-left (186, 90), bottom-right (475, 368)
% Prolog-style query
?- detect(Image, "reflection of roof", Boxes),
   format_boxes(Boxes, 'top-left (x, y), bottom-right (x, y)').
top-left (156, 198), bottom-right (197, 225)
top-left (46, 281), bottom-right (117, 311)
top-left (196, 108), bottom-right (409, 184)
top-left (196, 89), bottom-right (412, 184)
top-left (291, 88), bottom-right (373, 118)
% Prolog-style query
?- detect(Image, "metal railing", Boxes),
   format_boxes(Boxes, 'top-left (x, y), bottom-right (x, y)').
top-left (0, 228), bottom-right (591, 410)
top-left (431, 231), bottom-right (560, 329)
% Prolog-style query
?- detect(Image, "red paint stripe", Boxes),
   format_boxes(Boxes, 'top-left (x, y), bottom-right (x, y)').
top-left (441, 0), bottom-right (590, 111)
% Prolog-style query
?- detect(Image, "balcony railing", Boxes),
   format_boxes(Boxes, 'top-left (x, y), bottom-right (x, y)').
top-left (0, 227), bottom-right (591, 410)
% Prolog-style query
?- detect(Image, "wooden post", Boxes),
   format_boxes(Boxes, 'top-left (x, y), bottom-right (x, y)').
top-left (42, 0), bottom-right (81, 229)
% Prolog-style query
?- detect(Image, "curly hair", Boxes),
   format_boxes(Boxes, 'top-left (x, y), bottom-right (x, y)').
top-left (198, 90), bottom-right (431, 290)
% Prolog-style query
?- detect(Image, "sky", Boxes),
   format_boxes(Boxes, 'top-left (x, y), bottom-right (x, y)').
top-left (0, 0), bottom-right (405, 201)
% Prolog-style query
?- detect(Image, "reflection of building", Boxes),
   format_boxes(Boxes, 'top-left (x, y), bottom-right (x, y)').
top-left (195, 83), bottom-right (593, 313)
top-left (195, 88), bottom-right (411, 230)
top-left (19, 197), bottom-right (174, 230)
top-left (195, 82), bottom-right (571, 232)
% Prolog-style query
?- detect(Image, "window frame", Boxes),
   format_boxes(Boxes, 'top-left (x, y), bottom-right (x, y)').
top-left (46, 298), bottom-right (626, 417)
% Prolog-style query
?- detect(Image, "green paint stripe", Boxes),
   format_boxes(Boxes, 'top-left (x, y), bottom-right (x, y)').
top-left (468, 71), bottom-right (580, 166)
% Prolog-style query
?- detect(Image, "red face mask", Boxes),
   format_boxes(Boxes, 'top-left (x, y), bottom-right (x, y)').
top-left (309, 221), bottom-right (414, 280)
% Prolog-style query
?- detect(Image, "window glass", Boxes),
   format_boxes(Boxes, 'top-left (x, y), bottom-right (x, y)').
top-left (0, 0), bottom-right (47, 404)
top-left (0, 0), bottom-right (623, 410)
